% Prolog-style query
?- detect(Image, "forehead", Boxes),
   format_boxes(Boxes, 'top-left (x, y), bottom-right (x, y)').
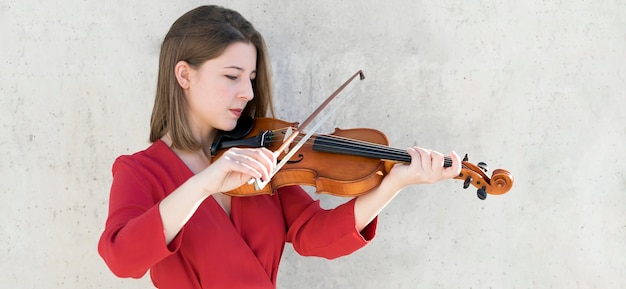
top-left (209, 42), bottom-right (257, 71)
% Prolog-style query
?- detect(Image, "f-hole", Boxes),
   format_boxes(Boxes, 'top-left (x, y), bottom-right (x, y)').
top-left (277, 153), bottom-right (304, 164)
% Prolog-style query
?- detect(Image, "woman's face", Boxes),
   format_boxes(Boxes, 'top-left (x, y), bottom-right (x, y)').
top-left (184, 41), bottom-right (257, 136)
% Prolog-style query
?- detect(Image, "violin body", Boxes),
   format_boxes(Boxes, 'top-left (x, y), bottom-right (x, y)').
top-left (213, 117), bottom-right (514, 199)
top-left (214, 118), bottom-right (392, 197)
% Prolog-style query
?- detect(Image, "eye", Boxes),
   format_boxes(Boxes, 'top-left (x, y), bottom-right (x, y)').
top-left (225, 75), bottom-right (238, 80)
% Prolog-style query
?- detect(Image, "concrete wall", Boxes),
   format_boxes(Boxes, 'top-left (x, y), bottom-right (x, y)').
top-left (2, 0), bottom-right (625, 288)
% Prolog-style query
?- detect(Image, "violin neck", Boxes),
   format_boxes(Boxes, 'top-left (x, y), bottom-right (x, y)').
top-left (313, 135), bottom-right (452, 167)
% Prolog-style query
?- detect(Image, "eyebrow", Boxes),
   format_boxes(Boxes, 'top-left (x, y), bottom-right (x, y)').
top-left (223, 66), bottom-right (256, 74)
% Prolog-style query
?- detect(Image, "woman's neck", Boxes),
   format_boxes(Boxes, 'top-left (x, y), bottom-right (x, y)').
top-left (161, 134), bottom-right (212, 174)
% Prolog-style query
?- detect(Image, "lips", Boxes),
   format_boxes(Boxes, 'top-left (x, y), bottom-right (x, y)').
top-left (230, 108), bottom-right (243, 117)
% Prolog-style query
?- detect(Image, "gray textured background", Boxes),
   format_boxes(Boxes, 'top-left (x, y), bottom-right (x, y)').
top-left (2, 0), bottom-right (625, 288)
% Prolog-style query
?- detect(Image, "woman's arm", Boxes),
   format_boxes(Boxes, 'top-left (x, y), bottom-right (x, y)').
top-left (354, 147), bottom-right (461, 231)
top-left (159, 147), bottom-right (277, 244)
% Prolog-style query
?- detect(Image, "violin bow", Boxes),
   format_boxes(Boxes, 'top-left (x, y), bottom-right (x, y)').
top-left (252, 70), bottom-right (366, 190)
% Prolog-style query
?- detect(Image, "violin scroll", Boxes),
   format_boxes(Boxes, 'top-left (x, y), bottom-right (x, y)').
top-left (455, 154), bottom-right (514, 200)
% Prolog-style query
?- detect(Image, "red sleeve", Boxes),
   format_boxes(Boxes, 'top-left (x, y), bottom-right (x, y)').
top-left (97, 157), bottom-right (183, 278)
top-left (278, 186), bottom-right (377, 259)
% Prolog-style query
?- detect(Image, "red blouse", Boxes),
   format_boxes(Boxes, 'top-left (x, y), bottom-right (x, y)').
top-left (98, 140), bottom-right (377, 289)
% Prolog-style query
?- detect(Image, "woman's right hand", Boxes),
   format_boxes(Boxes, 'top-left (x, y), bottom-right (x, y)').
top-left (197, 147), bottom-right (277, 196)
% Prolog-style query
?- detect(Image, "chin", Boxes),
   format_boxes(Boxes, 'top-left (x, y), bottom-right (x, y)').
top-left (218, 120), bottom-right (238, 132)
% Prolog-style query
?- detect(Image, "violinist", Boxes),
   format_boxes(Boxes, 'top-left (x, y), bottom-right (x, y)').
top-left (98, 5), bottom-right (462, 289)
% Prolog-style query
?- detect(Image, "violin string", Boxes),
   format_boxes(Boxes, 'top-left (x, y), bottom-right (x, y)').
top-left (315, 135), bottom-right (412, 162)
top-left (266, 129), bottom-right (410, 162)
top-left (265, 128), bottom-right (452, 167)
top-left (268, 128), bottom-right (408, 157)
top-left (314, 135), bottom-right (453, 167)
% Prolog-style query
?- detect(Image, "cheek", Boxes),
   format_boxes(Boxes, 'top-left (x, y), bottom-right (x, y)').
top-left (188, 82), bottom-right (220, 104)
top-left (212, 83), bottom-right (240, 106)
top-left (186, 76), bottom-right (237, 113)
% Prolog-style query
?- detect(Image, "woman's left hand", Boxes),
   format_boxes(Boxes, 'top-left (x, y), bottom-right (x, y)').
top-left (385, 147), bottom-right (462, 190)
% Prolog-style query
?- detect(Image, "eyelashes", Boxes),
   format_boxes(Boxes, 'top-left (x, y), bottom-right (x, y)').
top-left (225, 75), bottom-right (256, 81)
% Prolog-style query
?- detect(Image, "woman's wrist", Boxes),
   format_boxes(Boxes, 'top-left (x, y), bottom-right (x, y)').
top-left (186, 173), bottom-right (217, 199)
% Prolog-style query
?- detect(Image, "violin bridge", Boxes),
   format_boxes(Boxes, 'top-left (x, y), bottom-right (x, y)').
top-left (282, 126), bottom-right (294, 154)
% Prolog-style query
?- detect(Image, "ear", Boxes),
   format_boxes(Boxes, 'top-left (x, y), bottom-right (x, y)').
top-left (174, 61), bottom-right (191, 89)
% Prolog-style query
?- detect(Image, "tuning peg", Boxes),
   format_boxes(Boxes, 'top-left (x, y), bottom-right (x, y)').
top-left (463, 153), bottom-right (469, 162)
top-left (463, 176), bottom-right (472, 189)
top-left (477, 162), bottom-right (489, 172)
top-left (477, 187), bottom-right (487, 200)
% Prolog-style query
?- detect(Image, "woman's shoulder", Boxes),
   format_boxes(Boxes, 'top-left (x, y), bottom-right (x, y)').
top-left (112, 140), bottom-right (177, 173)
top-left (114, 139), bottom-right (161, 160)
top-left (110, 140), bottom-right (193, 187)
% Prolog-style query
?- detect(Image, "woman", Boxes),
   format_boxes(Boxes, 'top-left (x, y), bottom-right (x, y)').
top-left (98, 5), bottom-right (461, 289)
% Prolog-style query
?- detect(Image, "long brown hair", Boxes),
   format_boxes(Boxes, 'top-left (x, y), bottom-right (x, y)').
top-left (149, 5), bottom-right (274, 150)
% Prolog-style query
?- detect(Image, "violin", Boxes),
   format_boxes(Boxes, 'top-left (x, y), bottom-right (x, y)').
top-left (211, 116), bottom-right (514, 200)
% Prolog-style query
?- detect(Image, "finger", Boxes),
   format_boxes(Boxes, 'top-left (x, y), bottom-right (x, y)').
top-left (406, 147), bottom-right (422, 170)
top-left (414, 147), bottom-right (432, 172)
top-left (441, 151), bottom-right (462, 178)
top-left (249, 148), bottom-right (276, 181)
top-left (429, 150), bottom-right (445, 171)
top-left (443, 151), bottom-right (462, 178)
top-left (243, 147), bottom-right (279, 181)
top-left (258, 147), bottom-right (278, 172)
top-left (224, 149), bottom-right (272, 180)
top-left (222, 154), bottom-right (264, 180)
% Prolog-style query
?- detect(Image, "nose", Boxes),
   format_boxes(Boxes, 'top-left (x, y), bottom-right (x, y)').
top-left (239, 80), bottom-right (254, 101)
